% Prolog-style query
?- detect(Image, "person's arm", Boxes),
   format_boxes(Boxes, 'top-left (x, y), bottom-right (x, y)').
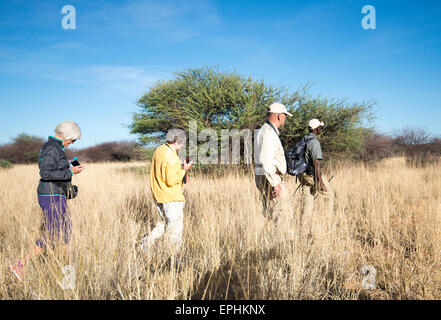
top-left (72, 165), bottom-right (85, 174)
top-left (164, 157), bottom-right (187, 187)
top-left (39, 146), bottom-right (72, 181)
top-left (260, 131), bottom-right (281, 188)
top-left (313, 159), bottom-right (327, 192)
top-left (309, 139), bottom-right (326, 192)
top-left (260, 131), bottom-right (283, 197)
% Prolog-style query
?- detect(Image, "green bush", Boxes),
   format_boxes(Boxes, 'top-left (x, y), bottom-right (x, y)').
top-left (133, 145), bottom-right (155, 161)
top-left (0, 159), bottom-right (13, 169)
top-left (0, 133), bottom-right (44, 163)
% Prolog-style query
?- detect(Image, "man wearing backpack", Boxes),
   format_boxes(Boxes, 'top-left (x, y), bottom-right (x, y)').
top-left (254, 102), bottom-right (293, 223)
top-left (298, 119), bottom-right (334, 237)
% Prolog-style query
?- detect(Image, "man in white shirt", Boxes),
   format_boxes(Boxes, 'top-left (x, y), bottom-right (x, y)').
top-left (254, 102), bottom-right (293, 222)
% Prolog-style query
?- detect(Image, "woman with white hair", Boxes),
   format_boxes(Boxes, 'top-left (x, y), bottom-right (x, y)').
top-left (10, 121), bottom-right (85, 281)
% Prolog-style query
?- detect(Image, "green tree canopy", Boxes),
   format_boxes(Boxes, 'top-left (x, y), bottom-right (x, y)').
top-left (131, 66), bottom-right (373, 161)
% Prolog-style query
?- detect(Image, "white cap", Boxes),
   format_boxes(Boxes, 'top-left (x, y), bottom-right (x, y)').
top-left (308, 119), bottom-right (324, 129)
top-left (268, 103), bottom-right (293, 117)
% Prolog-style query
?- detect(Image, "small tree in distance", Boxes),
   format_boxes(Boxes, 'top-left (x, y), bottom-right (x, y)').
top-left (393, 127), bottom-right (441, 167)
top-left (393, 126), bottom-right (432, 145)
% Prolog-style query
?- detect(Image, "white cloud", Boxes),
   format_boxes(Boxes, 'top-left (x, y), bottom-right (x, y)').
top-left (72, 65), bottom-right (164, 93)
top-left (0, 56), bottom-right (169, 95)
top-left (84, 0), bottom-right (221, 43)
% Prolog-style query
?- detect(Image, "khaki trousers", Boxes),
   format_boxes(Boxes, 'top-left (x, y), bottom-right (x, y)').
top-left (298, 173), bottom-right (334, 235)
top-left (255, 175), bottom-right (291, 223)
top-left (140, 201), bottom-right (185, 255)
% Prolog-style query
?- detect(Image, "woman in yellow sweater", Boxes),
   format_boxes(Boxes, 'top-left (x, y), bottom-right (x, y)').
top-left (140, 128), bottom-right (193, 255)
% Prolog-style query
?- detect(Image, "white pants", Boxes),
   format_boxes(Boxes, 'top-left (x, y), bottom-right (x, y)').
top-left (140, 201), bottom-right (185, 254)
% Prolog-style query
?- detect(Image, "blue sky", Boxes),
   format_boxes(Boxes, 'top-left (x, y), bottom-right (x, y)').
top-left (0, 0), bottom-right (440, 148)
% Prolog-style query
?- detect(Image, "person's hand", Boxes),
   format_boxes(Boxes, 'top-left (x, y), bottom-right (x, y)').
top-left (319, 181), bottom-right (327, 192)
top-left (272, 184), bottom-right (282, 198)
top-left (72, 165), bottom-right (85, 174)
top-left (183, 160), bottom-right (193, 171)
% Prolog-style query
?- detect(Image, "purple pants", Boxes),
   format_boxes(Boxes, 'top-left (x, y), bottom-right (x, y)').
top-left (36, 195), bottom-right (72, 249)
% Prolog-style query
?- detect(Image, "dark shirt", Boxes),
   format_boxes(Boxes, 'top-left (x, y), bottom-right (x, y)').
top-left (37, 136), bottom-right (73, 196)
top-left (304, 133), bottom-right (323, 173)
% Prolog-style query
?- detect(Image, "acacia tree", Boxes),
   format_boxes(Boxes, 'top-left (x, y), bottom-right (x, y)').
top-left (130, 66), bottom-right (373, 161)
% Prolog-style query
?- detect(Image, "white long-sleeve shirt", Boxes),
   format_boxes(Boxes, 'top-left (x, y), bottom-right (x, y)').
top-left (254, 121), bottom-right (287, 186)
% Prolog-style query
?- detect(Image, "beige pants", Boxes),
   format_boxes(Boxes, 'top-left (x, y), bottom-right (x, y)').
top-left (139, 201), bottom-right (185, 255)
top-left (298, 173), bottom-right (334, 236)
top-left (255, 175), bottom-right (291, 223)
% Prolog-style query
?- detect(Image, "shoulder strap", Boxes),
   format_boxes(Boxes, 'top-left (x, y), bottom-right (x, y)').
top-left (165, 143), bottom-right (175, 152)
top-left (304, 135), bottom-right (315, 144)
top-left (265, 120), bottom-right (279, 136)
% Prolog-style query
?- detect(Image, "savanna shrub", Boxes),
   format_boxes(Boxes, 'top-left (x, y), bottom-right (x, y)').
top-left (0, 159), bottom-right (13, 169)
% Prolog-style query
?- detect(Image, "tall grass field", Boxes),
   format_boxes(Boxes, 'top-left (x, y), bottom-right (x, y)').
top-left (0, 158), bottom-right (440, 299)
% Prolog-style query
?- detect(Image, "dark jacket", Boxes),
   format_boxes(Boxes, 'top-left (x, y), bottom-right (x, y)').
top-left (37, 136), bottom-right (73, 196)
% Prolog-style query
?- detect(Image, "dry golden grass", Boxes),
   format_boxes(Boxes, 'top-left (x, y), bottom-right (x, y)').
top-left (0, 157), bottom-right (440, 300)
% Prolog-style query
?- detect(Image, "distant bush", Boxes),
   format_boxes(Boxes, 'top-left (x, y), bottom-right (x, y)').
top-left (393, 127), bottom-right (432, 145)
top-left (0, 134), bottom-right (147, 164)
top-left (401, 143), bottom-right (441, 168)
top-left (133, 145), bottom-right (155, 161)
top-left (393, 127), bottom-right (441, 167)
top-left (360, 130), bottom-right (395, 162)
top-left (67, 141), bottom-right (145, 162)
top-left (0, 133), bottom-right (44, 163)
top-left (0, 159), bottom-right (13, 169)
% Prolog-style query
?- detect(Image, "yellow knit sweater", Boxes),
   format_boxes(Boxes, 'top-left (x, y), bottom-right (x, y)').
top-left (150, 144), bottom-right (186, 203)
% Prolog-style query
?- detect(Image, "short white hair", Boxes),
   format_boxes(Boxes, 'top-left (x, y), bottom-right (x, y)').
top-left (165, 128), bottom-right (186, 145)
top-left (55, 121), bottom-right (82, 141)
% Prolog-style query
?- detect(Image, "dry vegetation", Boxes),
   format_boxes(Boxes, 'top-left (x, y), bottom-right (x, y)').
top-left (0, 158), bottom-right (440, 300)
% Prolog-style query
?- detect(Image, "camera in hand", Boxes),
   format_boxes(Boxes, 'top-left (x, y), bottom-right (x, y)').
top-left (66, 184), bottom-right (79, 199)
top-left (183, 157), bottom-right (191, 184)
top-left (71, 157), bottom-right (81, 167)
